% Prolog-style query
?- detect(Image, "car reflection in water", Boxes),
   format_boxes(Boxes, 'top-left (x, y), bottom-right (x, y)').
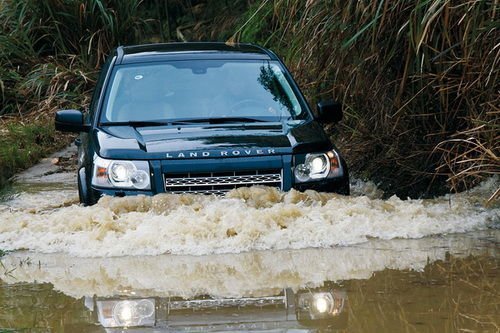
top-left (85, 287), bottom-right (347, 332)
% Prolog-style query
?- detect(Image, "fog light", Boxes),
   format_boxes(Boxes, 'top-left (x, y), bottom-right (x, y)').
top-left (294, 163), bottom-right (311, 182)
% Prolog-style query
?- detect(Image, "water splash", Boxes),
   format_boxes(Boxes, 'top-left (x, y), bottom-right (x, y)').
top-left (0, 178), bottom-right (497, 257)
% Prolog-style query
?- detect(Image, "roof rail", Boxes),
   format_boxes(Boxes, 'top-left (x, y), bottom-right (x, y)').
top-left (116, 46), bottom-right (124, 65)
top-left (244, 43), bottom-right (277, 60)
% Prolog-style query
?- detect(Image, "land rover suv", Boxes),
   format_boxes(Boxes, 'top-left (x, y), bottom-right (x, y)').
top-left (55, 42), bottom-right (349, 205)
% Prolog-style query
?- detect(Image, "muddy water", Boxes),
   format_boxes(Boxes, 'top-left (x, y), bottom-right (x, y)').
top-left (0, 147), bottom-right (499, 332)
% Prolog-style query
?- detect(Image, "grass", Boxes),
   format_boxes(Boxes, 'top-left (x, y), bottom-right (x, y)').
top-left (0, 115), bottom-right (73, 188)
top-left (0, 0), bottom-right (145, 188)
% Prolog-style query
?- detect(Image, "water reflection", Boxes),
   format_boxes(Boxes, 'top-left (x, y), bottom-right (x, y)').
top-left (1, 232), bottom-right (497, 299)
top-left (0, 231), bottom-right (498, 332)
top-left (90, 288), bottom-right (347, 331)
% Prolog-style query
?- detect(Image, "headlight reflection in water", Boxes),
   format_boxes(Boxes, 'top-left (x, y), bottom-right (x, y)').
top-left (96, 298), bottom-right (155, 328)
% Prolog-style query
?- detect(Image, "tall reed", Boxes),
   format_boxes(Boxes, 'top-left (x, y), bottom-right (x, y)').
top-left (0, 0), bottom-right (163, 184)
top-left (235, 0), bottom-right (499, 196)
top-left (0, 0), bottom-right (249, 116)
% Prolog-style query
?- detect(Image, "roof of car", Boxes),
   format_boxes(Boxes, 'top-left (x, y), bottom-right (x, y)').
top-left (116, 42), bottom-right (278, 64)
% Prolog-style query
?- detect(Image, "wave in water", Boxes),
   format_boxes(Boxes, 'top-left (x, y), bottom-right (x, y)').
top-left (0, 178), bottom-right (497, 257)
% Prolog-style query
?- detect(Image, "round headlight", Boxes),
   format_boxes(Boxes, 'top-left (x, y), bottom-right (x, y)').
top-left (136, 299), bottom-right (155, 318)
top-left (313, 293), bottom-right (333, 314)
top-left (110, 162), bottom-right (135, 183)
top-left (112, 299), bottom-right (155, 327)
top-left (310, 155), bottom-right (327, 175)
top-left (113, 301), bottom-right (136, 326)
top-left (131, 170), bottom-right (150, 189)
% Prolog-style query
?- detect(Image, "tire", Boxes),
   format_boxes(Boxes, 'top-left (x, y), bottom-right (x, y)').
top-left (337, 157), bottom-right (350, 195)
top-left (78, 168), bottom-right (92, 206)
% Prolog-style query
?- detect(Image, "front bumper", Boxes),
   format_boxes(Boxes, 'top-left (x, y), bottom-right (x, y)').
top-left (89, 175), bottom-right (349, 202)
top-left (87, 155), bottom-right (349, 202)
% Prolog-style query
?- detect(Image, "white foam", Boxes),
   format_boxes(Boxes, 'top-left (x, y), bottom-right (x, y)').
top-left (0, 179), bottom-right (498, 257)
top-left (1, 231), bottom-right (497, 299)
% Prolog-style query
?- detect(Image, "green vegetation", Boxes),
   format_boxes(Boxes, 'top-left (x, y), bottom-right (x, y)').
top-left (0, 0), bottom-right (248, 187)
top-left (0, 117), bottom-right (72, 187)
top-left (234, 0), bottom-right (499, 197)
top-left (0, 0), bottom-right (498, 197)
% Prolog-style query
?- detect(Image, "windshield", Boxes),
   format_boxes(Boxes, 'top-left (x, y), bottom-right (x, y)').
top-left (100, 60), bottom-right (309, 123)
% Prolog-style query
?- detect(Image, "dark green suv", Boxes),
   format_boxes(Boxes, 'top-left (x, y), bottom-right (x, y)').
top-left (55, 43), bottom-right (349, 205)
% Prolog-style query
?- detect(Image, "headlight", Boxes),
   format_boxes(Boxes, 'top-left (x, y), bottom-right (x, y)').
top-left (294, 151), bottom-right (342, 183)
top-left (296, 291), bottom-right (345, 320)
top-left (96, 298), bottom-right (155, 328)
top-left (92, 156), bottom-right (151, 190)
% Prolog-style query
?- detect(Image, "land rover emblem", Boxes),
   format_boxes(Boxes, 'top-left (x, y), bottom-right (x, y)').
top-left (165, 149), bottom-right (276, 158)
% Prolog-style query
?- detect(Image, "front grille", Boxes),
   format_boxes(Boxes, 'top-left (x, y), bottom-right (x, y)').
top-left (164, 169), bottom-right (282, 195)
top-left (168, 296), bottom-right (286, 310)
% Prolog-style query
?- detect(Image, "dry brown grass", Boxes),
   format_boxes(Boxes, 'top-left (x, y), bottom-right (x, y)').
top-left (234, 0), bottom-right (499, 197)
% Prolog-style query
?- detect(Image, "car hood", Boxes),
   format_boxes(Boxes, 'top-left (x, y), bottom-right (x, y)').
top-left (94, 121), bottom-right (332, 160)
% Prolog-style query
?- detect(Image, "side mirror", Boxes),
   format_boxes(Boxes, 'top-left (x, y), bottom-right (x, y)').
top-left (55, 110), bottom-right (89, 133)
top-left (316, 100), bottom-right (342, 124)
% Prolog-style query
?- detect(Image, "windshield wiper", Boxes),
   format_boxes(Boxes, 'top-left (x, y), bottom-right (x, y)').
top-left (100, 121), bottom-right (171, 127)
top-left (101, 117), bottom-right (276, 127)
top-left (171, 117), bottom-right (270, 125)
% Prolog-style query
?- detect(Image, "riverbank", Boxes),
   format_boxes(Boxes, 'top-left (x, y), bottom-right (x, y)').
top-left (0, 113), bottom-right (74, 189)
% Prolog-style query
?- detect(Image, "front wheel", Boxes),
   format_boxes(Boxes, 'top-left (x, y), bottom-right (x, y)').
top-left (78, 168), bottom-right (94, 206)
